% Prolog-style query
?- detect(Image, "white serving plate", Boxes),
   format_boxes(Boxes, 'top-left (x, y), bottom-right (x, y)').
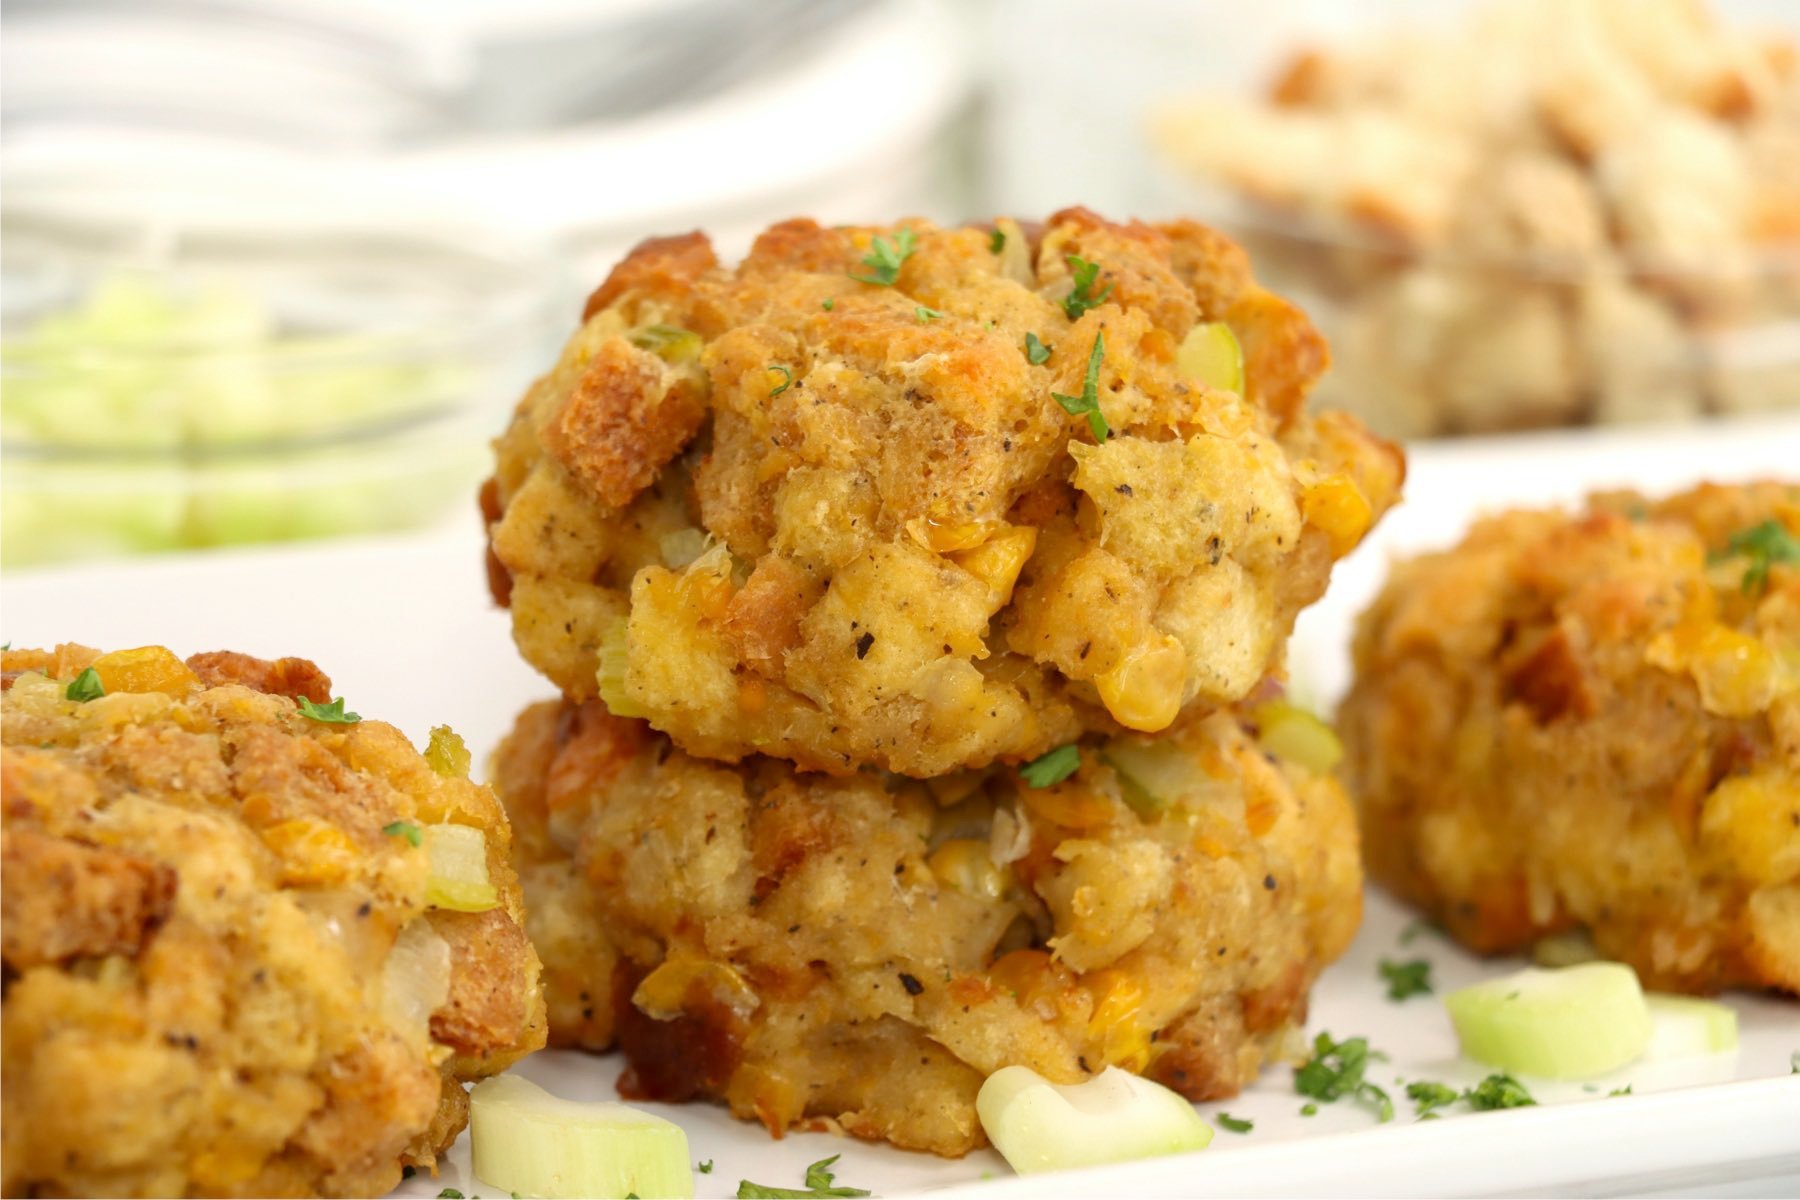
top-left (4, 414), bottom-right (1799, 1199)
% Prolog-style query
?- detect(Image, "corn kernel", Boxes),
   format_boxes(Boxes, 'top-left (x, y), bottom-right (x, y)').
top-left (633, 955), bottom-right (760, 1021)
top-left (1019, 781), bottom-right (1118, 831)
top-left (260, 819), bottom-right (360, 886)
top-left (929, 838), bottom-right (1012, 900)
top-left (1699, 770), bottom-right (1800, 887)
top-left (1301, 473), bottom-right (1375, 557)
top-left (905, 514), bottom-right (997, 553)
top-left (1647, 622), bottom-right (1796, 718)
top-left (1084, 968), bottom-right (1151, 1073)
top-left (952, 525), bottom-right (1038, 610)
top-left (91, 646), bottom-right (201, 698)
top-left (1095, 636), bottom-right (1187, 732)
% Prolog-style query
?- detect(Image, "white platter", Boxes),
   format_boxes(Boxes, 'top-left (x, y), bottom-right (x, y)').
top-left (5, 414), bottom-right (1799, 1198)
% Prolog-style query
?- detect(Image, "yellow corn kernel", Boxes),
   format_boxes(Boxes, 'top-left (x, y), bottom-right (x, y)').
top-left (905, 514), bottom-right (997, 554)
top-left (1084, 968), bottom-right (1151, 1073)
top-left (1647, 622), bottom-right (1796, 718)
top-left (633, 955), bottom-right (761, 1021)
top-left (424, 726), bottom-right (471, 778)
top-left (91, 646), bottom-right (201, 698)
top-left (261, 819), bottom-right (360, 886)
top-left (1095, 635), bottom-right (1188, 732)
top-left (1699, 770), bottom-right (1800, 887)
top-left (951, 524), bottom-right (1039, 610)
top-left (1019, 780), bottom-right (1117, 831)
top-left (1252, 700), bottom-right (1344, 775)
top-left (929, 838), bottom-right (1012, 900)
top-left (189, 1144), bottom-right (269, 1190)
top-left (1301, 473), bottom-right (1374, 557)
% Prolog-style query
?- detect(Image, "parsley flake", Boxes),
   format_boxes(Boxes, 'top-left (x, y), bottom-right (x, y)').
top-left (64, 667), bottom-right (105, 703)
top-left (1399, 919), bottom-right (1436, 945)
top-left (699, 1160), bottom-right (714, 1174)
top-left (383, 820), bottom-right (423, 847)
top-left (1300, 1102), bottom-right (1318, 1116)
top-left (1405, 1080), bottom-right (1460, 1117)
top-left (1294, 1032), bottom-right (1393, 1122)
top-left (989, 228), bottom-right (1006, 254)
top-left (1378, 958), bottom-right (1434, 1001)
top-left (768, 365), bottom-right (793, 397)
top-left (1020, 743), bottom-right (1081, 788)
top-left (1465, 1073), bottom-right (1536, 1111)
top-left (1052, 331), bottom-right (1109, 440)
top-left (1719, 519), bottom-right (1800, 595)
top-left (849, 228), bottom-right (917, 287)
top-left (1216, 1112), bottom-right (1253, 1133)
top-left (438, 1190), bottom-right (464, 1199)
top-left (822, 298), bottom-right (835, 311)
top-left (1061, 254), bottom-right (1113, 320)
top-left (737, 1153), bottom-right (869, 1198)
top-left (1609, 1085), bottom-right (1633, 1097)
top-left (1025, 332), bottom-right (1052, 365)
top-left (297, 696), bottom-right (360, 724)
top-left (916, 305), bottom-right (943, 322)
top-left (1792, 1050), bottom-right (1799, 1074)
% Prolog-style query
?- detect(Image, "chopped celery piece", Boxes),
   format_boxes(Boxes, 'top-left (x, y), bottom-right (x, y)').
top-left (976, 1065), bottom-right (1213, 1175)
top-left (1644, 994), bottom-right (1739, 1060)
top-left (628, 324), bottom-right (703, 365)
top-left (596, 617), bottom-right (647, 718)
top-left (470, 1074), bottom-right (692, 1199)
top-left (423, 823), bottom-right (499, 913)
top-left (1444, 964), bottom-right (1651, 1079)
top-left (1175, 322), bottom-right (1244, 394)
top-left (424, 726), bottom-right (471, 778)
top-left (1101, 739), bottom-right (1202, 816)
top-left (1252, 701), bottom-right (1343, 774)
top-left (1531, 929), bottom-right (1599, 968)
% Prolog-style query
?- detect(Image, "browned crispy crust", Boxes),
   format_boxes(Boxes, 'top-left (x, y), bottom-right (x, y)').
top-left (485, 210), bottom-right (1400, 776)
top-left (1339, 482), bottom-right (1800, 993)
top-left (0, 645), bottom-right (545, 1197)
top-left (497, 695), bottom-right (1362, 1156)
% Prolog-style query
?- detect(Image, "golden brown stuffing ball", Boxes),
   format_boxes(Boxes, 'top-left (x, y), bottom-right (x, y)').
top-left (1, 645), bottom-right (546, 1198)
top-left (484, 208), bottom-right (1403, 777)
top-left (1339, 482), bottom-right (1800, 994)
top-left (493, 694), bottom-right (1361, 1156)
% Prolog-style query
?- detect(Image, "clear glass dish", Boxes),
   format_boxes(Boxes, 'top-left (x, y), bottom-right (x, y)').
top-left (1, 172), bottom-right (561, 567)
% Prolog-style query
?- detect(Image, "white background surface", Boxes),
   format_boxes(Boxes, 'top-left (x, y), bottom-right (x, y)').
top-left (5, 414), bottom-right (1800, 1197)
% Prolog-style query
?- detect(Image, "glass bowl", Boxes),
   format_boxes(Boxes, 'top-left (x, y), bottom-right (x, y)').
top-left (1, 172), bottom-right (561, 568)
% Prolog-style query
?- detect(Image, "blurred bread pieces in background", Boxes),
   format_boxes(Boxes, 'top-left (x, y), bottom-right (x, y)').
top-left (1153, 0), bottom-right (1800, 438)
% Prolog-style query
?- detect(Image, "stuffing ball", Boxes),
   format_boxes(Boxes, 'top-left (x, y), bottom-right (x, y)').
top-left (1339, 482), bottom-right (1800, 993)
top-left (484, 208), bottom-right (1402, 777)
top-left (494, 694), bottom-right (1361, 1156)
top-left (1, 645), bottom-right (545, 1197)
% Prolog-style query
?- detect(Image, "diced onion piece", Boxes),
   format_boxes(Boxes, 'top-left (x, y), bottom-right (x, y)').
top-left (658, 528), bottom-right (709, 569)
top-left (470, 1074), bottom-right (693, 1200)
top-left (976, 1065), bottom-right (1213, 1175)
top-left (382, 919), bottom-right (452, 1033)
top-left (1252, 701), bottom-right (1343, 775)
top-left (1644, 994), bottom-right (1739, 1060)
top-left (424, 725), bottom-right (471, 778)
top-left (1444, 963), bottom-right (1652, 1079)
top-left (1176, 322), bottom-right (1245, 394)
top-left (596, 617), bottom-right (647, 718)
top-left (423, 823), bottom-right (500, 913)
top-left (1102, 739), bottom-right (1204, 816)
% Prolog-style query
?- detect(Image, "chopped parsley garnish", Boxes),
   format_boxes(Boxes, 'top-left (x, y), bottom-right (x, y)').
top-left (1299, 1102), bottom-right (1318, 1116)
top-left (1025, 332), bottom-right (1052, 365)
top-left (1609, 1085), bottom-right (1632, 1097)
top-left (768, 365), bottom-right (793, 397)
top-left (1465, 1073), bottom-right (1536, 1111)
top-left (1792, 1050), bottom-right (1799, 1074)
top-left (1378, 957), bottom-right (1434, 1001)
top-left (1020, 743), bottom-right (1081, 788)
top-left (438, 1190), bottom-right (464, 1199)
top-left (699, 1160), bottom-right (714, 1173)
top-left (1052, 331), bottom-right (1109, 440)
top-left (296, 696), bottom-right (361, 724)
top-left (64, 667), bottom-right (105, 703)
top-left (737, 1153), bottom-right (869, 1198)
top-left (989, 228), bottom-right (1006, 254)
top-left (822, 297), bottom-right (835, 311)
top-left (1405, 1080), bottom-right (1460, 1117)
top-left (383, 820), bottom-right (423, 847)
top-left (1216, 1112), bottom-right (1253, 1133)
top-left (1718, 519), bottom-right (1800, 595)
top-left (1294, 1032), bottom-right (1393, 1122)
top-left (1399, 919), bottom-right (1436, 945)
top-left (916, 305), bottom-right (943, 322)
top-left (1061, 254), bottom-right (1113, 320)
top-left (849, 228), bottom-right (917, 287)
